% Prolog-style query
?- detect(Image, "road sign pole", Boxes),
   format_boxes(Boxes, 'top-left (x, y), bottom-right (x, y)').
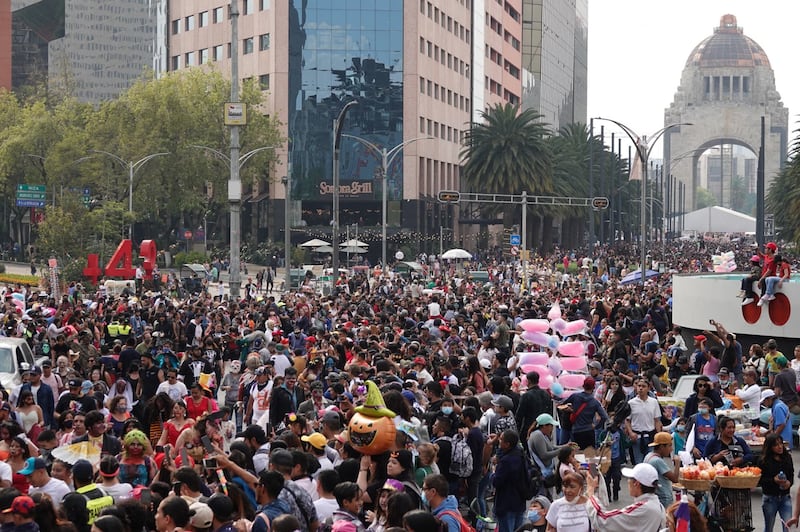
top-left (522, 191), bottom-right (527, 292)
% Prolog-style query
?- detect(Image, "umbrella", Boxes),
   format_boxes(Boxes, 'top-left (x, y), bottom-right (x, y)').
top-left (299, 238), bottom-right (331, 248)
top-left (441, 248), bottom-right (472, 260)
top-left (51, 441), bottom-right (101, 465)
top-left (312, 245), bottom-right (334, 253)
top-left (340, 246), bottom-right (368, 254)
top-left (341, 239), bottom-right (368, 248)
top-left (620, 269), bottom-right (659, 285)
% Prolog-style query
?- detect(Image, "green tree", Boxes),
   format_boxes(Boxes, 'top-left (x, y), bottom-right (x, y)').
top-left (460, 103), bottom-right (553, 249)
top-left (768, 130), bottom-right (800, 244)
top-left (695, 187), bottom-right (718, 209)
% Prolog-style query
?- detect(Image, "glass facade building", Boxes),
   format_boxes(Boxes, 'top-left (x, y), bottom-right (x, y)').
top-left (521, 0), bottom-right (587, 129)
top-left (288, 0), bottom-right (403, 224)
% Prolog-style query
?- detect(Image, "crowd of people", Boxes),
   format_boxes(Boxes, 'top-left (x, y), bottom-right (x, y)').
top-left (0, 239), bottom-right (793, 532)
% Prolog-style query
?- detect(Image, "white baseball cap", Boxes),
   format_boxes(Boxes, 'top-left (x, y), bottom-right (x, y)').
top-left (760, 389), bottom-right (776, 403)
top-left (622, 463), bottom-right (658, 487)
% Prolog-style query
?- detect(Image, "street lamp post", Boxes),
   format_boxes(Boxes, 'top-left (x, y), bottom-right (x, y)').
top-left (594, 118), bottom-right (691, 284)
top-left (91, 150), bottom-right (169, 240)
top-left (282, 161), bottom-right (292, 292)
top-left (192, 144), bottom-right (276, 290)
top-left (342, 135), bottom-right (433, 267)
top-left (331, 101), bottom-right (358, 278)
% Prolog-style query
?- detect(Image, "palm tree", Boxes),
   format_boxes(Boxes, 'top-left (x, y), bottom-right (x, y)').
top-left (460, 103), bottom-right (553, 249)
top-left (768, 128), bottom-right (800, 244)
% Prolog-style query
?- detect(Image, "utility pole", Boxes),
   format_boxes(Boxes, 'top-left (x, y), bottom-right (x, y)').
top-left (228, 0), bottom-right (242, 299)
top-left (331, 101), bottom-right (358, 277)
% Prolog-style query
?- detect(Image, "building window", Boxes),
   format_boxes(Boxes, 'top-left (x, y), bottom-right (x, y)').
top-left (427, 80), bottom-right (432, 96)
top-left (419, 37), bottom-right (424, 54)
top-left (213, 45), bottom-right (224, 61)
top-left (171, 19), bottom-right (180, 34)
top-left (259, 74), bottom-right (270, 90)
top-left (185, 51), bottom-right (196, 66)
top-left (243, 0), bottom-right (254, 15)
top-left (419, 77), bottom-right (425, 93)
top-left (427, 41), bottom-right (432, 58)
top-left (420, 0), bottom-right (424, 13)
top-left (243, 37), bottom-right (254, 54)
top-left (199, 11), bottom-right (209, 27)
top-left (259, 0), bottom-right (270, 10)
top-left (420, 117), bottom-right (425, 133)
top-left (199, 48), bottom-right (209, 64)
top-left (185, 15), bottom-right (195, 31)
top-left (259, 33), bottom-right (271, 51)
top-left (505, 2), bottom-right (520, 22)
top-left (171, 55), bottom-right (180, 70)
top-left (213, 7), bottom-right (224, 23)
top-left (227, 43), bottom-right (232, 58)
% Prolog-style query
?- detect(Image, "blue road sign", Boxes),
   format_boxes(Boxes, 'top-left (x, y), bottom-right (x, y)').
top-left (16, 199), bottom-right (45, 208)
top-left (510, 234), bottom-right (521, 246)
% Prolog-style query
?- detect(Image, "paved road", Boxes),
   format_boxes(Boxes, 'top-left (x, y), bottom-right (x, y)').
top-left (2, 260), bottom-right (287, 298)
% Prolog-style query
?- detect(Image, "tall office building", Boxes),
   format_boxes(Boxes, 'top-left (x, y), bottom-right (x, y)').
top-left (10, 0), bottom-right (157, 102)
top-left (168, 0), bottom-right (523, 247)
top-left (520, 0), bottom-right (587, 130)
top-left (0, 0), bottom-right (10, 90)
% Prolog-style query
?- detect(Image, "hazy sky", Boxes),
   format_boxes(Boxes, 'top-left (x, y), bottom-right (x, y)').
top-left (586, 1), bottom-right (799, 155)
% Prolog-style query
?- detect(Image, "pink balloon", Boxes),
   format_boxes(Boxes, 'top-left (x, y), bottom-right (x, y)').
top-left (547, 356), bottom-right (563, 376)
top-left (518, 319), bottom-right (550, 333)
top-left (560, 357), bottom-right (587, 371)
top-left (547, 302), bottom-right (562, 321)
top-left (518, 352), bottom-right (549, 366)
top-left (520, 365), bottom-right (550, 379)
top-left (559, 374), bottom-right (587, 389)
top-left (551, 318), bottom-right (567, 333)
top-left (522, 331), bottom-right (550, 346)
top-left (558, 341), bottom-right (586, 357)
top-left (540, 374), bottom-right (555, 390)
top-left (561, 320), bottom-right (588, 337)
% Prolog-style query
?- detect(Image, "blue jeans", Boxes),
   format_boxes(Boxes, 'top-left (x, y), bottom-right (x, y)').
top-left (765, 276), bottom-right (783, 297)
top-left (763, 493), bottom-right (791, 532)
top-left (496, 511), bottom-right (524, 532)
top-left (477, 471), bottom-right (492, 517)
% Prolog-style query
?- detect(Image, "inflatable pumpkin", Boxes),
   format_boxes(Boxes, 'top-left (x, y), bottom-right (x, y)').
top-left (347, 381), bottom-right (397, 455)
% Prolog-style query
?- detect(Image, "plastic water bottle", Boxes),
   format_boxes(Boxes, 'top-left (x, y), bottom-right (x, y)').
top-left (779, 471), bottom-right (787, 481)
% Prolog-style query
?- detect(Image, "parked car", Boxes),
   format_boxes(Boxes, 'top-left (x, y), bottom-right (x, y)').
top-left (0, 338), bottom-right (38, 391)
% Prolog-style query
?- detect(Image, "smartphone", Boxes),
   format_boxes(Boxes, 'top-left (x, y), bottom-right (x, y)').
top-left (180, 448), bottom-right (189, 466)
top-left (589, 463), bottom-right (599, 477)
top-left (140, 488), bottom-right (151, 506)
top-left (265, 423), bottom-right (273, 437)
top-left (202, 458), bottom-right (218, 469)
top-left (201, 435), bottom-right (214, 453)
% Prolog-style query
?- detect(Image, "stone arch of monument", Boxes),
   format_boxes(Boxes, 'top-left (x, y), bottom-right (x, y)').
top-left (663, 14), bottom-right (788, 213)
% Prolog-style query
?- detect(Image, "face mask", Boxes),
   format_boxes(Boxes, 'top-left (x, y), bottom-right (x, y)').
top-left (677, 425), bottom-right (686, 432)
top-left (719, 380), bottom-right (729, 388)
top-left (441, 407), bottom-right (453, 415)
top-left (698, 408), bottom-right (709, 415)
top-left (116, 406), bottom-right (127, 413)
top-left (527, 510), bottom-right (541, 522)
top-left (421, 491), bottom-right (428, 508)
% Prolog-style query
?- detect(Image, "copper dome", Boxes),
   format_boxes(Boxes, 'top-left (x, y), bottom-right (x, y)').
top-left (685, 14), bottom-right (770, 68)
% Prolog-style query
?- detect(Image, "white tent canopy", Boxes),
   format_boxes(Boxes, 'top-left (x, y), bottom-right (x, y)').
top-left (680, 206), bottom-right (755, 234)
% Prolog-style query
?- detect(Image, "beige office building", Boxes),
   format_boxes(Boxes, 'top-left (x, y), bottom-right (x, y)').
top-left (168, 0), bottom-right (522, 254)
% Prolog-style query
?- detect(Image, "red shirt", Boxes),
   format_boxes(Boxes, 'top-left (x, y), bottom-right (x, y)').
top-left (186, 396), bottom-right (210, 420)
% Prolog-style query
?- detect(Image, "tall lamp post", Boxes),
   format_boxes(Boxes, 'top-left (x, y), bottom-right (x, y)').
top-left (91, 150), bottom-right (169, 240)
top-left (192, 144), bottom-right (276, 289)
top-left (342, 134), bottom-right (433, 267)
top-left (594, 118), bottom-right (691, 284)
top-left (331, 101), bottom-right (358, 277)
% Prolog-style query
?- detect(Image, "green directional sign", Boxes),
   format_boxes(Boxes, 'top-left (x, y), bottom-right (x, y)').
top-left (17, 184), bottom-right (46, 192)
top-left (16, 184), bottom-right (46, 207)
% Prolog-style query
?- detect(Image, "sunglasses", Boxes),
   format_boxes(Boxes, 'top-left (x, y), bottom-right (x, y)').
top-left (697, 383), bottom-right (709, 388)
